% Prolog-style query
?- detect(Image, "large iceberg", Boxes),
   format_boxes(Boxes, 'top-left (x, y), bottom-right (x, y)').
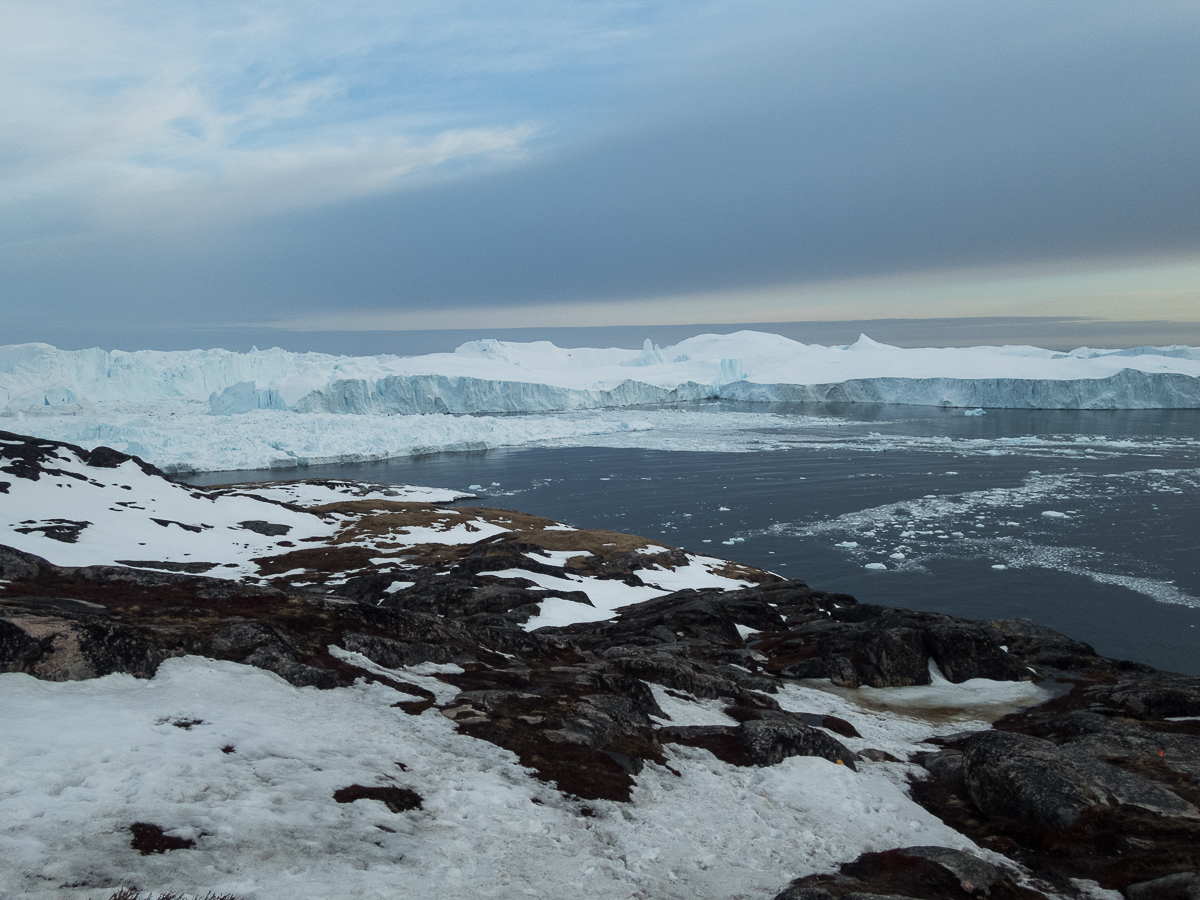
top-left (6, 332), bottom-right (1200, 417)
top-left (4, 332), bottom-right (1200, 473)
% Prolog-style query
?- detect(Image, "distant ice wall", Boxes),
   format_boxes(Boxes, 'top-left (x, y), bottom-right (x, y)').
top-left (291, 374), bottom-right (716, 414)
top-left (0, 343), bottom-right (308, 408)
top-left (277, 368), bottom-right (1200, 414)
top-left (719, 368), bottom-right (1200, 409)
top-left (6, 335), bottom-right (1200, 415)
top-left (209, 382), bottom-right (288, 414)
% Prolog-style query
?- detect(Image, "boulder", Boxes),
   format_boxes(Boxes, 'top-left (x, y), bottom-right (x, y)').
top-left (659, 716), bottom-right (856, 770)
top-left (962, 730), bottom-right (1106, 831)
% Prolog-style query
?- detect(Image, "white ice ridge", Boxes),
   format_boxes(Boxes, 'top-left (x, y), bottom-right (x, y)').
top-left (4, 332), bottom-right (1200, 416)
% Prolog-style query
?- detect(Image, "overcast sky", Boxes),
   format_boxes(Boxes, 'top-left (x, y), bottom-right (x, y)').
top-left (2, 0), bottom-right (1198, 345)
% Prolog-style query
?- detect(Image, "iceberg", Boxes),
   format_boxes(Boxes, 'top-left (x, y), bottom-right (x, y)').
top-left (4, 331), bottom-right (1200, 472)
top-left (5, 332), bottom-right (1200, 419)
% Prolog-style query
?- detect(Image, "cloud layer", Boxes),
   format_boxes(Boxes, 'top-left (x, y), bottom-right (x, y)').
top-left (2, 1), bottom-right (1198, 333)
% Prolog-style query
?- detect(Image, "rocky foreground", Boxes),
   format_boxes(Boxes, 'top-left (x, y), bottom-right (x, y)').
top-left (2, 430), bottom-right (1199, 900)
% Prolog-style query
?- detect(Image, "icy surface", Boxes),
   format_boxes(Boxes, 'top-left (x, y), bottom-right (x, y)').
top-left (0, 657), bottom-right (990, 900)
top-left (4, 333), bottom-right (1200, 416)
top-left (5, 333), bottom-right (1200, 474)
top-left (768, 467), bottom-right (1200, 609)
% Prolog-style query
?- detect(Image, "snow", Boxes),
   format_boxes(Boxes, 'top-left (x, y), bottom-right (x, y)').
top-left (5, 332), bottom-right (1200, 474)
top-left (210, 479), bottom-right (471, 506)
top-left (0, 333), bottom-right (1195, 415)
top-left (501, 556), bottom-right (759, 631)
top-left (6, 406), bottom-right (660, 474)
top-left (0, 447), bottom-right (333, 575)
top-left (0, 656), bottom-right (992, 900)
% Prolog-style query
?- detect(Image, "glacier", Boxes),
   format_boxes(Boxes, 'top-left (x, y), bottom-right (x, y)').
top-left (5, 332), bottom-right (1200, 417)
top-left (3, 331), bottom-right (1200, 473)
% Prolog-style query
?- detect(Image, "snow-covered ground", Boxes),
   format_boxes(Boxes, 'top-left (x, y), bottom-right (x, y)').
top-left (4, 332), bottom-right (1199, 474)
top-left (0, 656), bottom-right (1009, 900)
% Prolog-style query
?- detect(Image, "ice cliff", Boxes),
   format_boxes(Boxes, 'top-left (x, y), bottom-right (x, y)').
top-left (5, 332), bottom-right (1200, 417)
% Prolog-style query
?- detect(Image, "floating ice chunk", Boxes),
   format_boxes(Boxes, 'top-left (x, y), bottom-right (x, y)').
top-left (1041, 510), bottom-right (1069, 518)
top-left (468, 484), bottom-right (483, 490)
top-left (964, 408), bottom-right (986, 416)
top-left (835, 541), bottom-right (859, 548)
top-left (889, 552), bottom-right (905, 560)
top-left (864, 562), bottom-right (887, 570)
top-left (991, 564), bottom-right (1008, 570)
top-left (718, 506), bottom-right (730, 511)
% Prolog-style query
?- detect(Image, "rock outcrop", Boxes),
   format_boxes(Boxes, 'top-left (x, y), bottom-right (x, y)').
top-left (5, 431), bottom-right (1200, 900)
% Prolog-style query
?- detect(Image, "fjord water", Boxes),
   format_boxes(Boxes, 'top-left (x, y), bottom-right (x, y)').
top-left (185, 404), bottom-right (1200, 675)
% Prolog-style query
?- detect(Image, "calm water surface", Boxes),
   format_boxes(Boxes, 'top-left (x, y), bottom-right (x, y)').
top-left (184, 404), bottom-right (1200, 674)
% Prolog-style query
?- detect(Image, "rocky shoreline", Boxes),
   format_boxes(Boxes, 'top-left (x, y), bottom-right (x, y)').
top-left (2, 431), bottom-right (1198, 900)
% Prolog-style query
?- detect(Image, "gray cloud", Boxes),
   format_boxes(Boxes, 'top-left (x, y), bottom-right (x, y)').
top-left (3, 1), bottom-right (1198, 329)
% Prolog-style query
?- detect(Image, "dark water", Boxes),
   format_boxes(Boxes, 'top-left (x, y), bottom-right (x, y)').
top-left (184, 405), bottom-right (1200, 674)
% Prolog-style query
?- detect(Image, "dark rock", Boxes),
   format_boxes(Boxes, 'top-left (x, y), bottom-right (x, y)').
top-left (962, 730), bottom-right (1107, 831)
top-left (0, 544), bottom-right (46, 580)
top-left (858, 748), bottom-right (903, 763)
top-left (333, 784), bottom-right (423, 813)
top-left (13, 519), bottom-right (91, 543)
top-left (129, 822), bottom-right (195, 855)
top-left (922, 750), bottom-right (967, 793)
top-left (210, 621), bottom-right (287, 657)
top-left (0, 604), bottom-right (164, 680)
top-left (900, 846), bottom-right (1004, 894)
top-left (556, 582), bottom-right (797, 652)
top-left (780, 622), bottom-right (931, 688)
top-left (342, 631), bottom-right (456, 668)
top-left (989, 618), bottom-right (1103, 674)
top-left (773, 846), bottom-right (1043, 900)
top-left (1104, 674), bottom-right (1200, 720)
top-left (1, 430), bottom-right (166, 481)
top-left (773, 888), bottom-right (837, 900)
top-left (239, 520), bottom-right (292, 536)
top-left (205, 620), bottom-right (340, 688)
top-left (659, 718), bottom-right (856, 770)
top-left (149, 517), bottom-right (206, 533)
top-left (739, 718), bottom-right (858, 769)
top-left (1125, 872), bottom-right (1200, 900)
top-left (923, 622), bottom-right (1029, 683)
top-left (115, 560), bottom-right (220, 573)
top-left (243, 643), bottom-right (341, 689)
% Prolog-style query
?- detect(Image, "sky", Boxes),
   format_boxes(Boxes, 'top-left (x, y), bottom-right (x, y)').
top-left (2, 0), bottom-right (1199, 350)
